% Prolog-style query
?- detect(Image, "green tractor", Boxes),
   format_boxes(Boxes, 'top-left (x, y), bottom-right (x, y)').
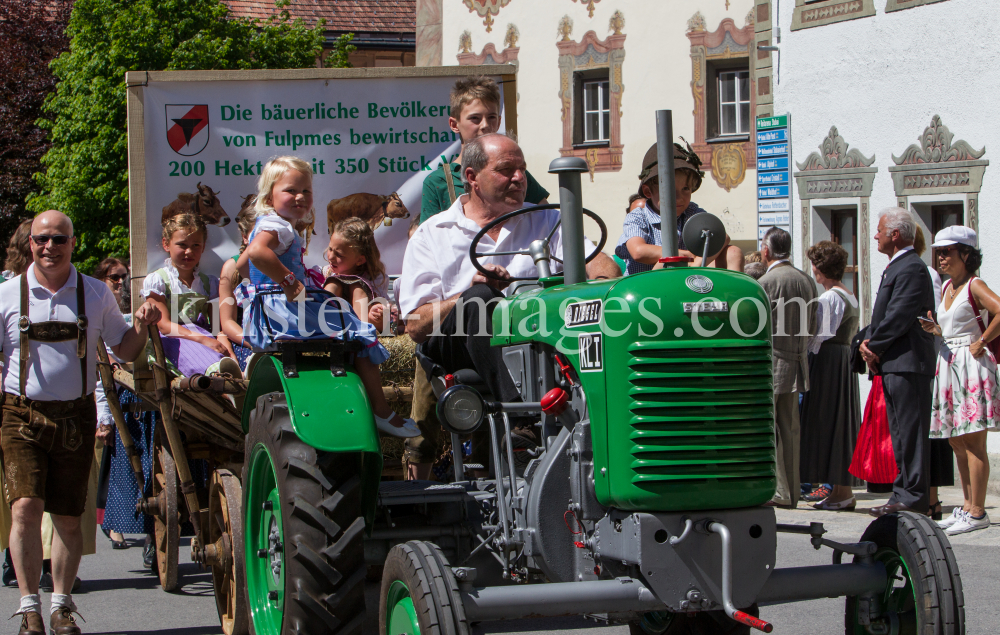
top-left (239, 120), bottom-right (964, 635)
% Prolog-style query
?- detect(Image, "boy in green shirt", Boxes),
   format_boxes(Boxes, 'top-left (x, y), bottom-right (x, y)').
top-left (418, 76), bottom-right (548, 225)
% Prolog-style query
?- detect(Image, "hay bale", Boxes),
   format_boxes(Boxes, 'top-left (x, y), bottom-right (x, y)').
top-left (379, 334), bottom-right (416, 420)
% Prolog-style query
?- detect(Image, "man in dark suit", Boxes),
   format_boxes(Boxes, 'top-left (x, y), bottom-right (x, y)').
top-left (860, 207), bottom-right (937, 516)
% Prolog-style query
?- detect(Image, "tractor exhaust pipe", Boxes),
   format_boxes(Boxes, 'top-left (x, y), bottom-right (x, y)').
top-left (656, 110), bottom-right (679, 259)
top-left (548, 157), bottom-right (589, 285)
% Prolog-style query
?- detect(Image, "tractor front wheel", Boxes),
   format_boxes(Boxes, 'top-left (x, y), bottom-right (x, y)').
top-left (243, 392), bottom-right (367, 635)
top-left (380, 541), bottom-right (469, 635)
top-left (845, 511), bottom-right (964, 635)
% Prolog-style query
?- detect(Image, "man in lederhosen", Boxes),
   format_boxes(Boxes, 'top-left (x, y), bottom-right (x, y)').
top-left (0, 211), bottom-right (160, 635)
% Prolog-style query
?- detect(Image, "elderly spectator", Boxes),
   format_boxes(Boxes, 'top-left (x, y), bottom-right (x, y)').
top-left (744, 251), bottom-right (765, 280)
top-left (799, 241), bottom-right (860, 510)
top-left (921, 226), bottom-right (999, 534)
top-left (861, 208), bottom-right (937, 517)
top-left (744, 262), bottom-right (766, 280)
top-left (400, 133), bottom-right (620, 470)
top-left (0, 211), bottom-right (160, 635)
top-left (758, 227), bottom-right (817, 508)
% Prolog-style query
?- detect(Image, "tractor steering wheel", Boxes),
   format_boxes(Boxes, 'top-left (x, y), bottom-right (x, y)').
top-left (469, 203), bottom-right (608, 282)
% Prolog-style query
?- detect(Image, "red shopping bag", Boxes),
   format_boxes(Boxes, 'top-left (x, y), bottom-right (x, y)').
top-left (849, 375), bottom-right (898, 483)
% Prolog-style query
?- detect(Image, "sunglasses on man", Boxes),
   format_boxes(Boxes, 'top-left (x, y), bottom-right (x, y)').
top-left (30, 234), bottom-right (71, 246)
top-left (106, 273), bottom-right (128, 282)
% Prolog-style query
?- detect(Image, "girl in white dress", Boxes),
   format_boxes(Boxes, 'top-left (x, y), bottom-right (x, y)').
top-left (922, 226), bottom-right (1000, 535)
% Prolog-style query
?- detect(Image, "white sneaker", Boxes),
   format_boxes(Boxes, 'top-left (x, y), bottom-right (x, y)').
top-left (374, 413), bottom-right (421, 438)
top-left (937, 507), bottom-right (966, 529)
top-left (945, 511), bottom-right (990, 535)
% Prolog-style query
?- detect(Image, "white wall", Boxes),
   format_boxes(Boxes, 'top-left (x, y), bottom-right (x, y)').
top-left (773, 0), bottom-right (1000, 452)
top-left (441, 1), bottom-right (758, 248)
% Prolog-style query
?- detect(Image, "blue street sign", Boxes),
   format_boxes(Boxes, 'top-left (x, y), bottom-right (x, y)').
top-left (758, 185), bottom-right (790, 199)
top-left (757, 143), bottom-right (788, 157)
top-left (758, 171), bottom-right (789, 185)
top-left (757, 129), bottom-right (788, 144)
top-left (757, 157), bottom-right (790, 171)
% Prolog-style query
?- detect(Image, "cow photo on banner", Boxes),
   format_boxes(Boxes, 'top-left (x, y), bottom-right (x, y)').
top-left (128, 67), bottom-right (516, 279)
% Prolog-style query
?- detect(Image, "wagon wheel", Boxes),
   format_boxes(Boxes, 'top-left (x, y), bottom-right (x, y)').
top-left (209, 469), bottom-right (249, 635)
top-left (152, 438), bottom-right (180, 591)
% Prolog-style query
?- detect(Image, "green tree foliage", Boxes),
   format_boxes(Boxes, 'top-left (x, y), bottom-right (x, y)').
top-left (0, 0), bottom-right (71, 266)
top-left (30, 0), bottom-right (354, 272)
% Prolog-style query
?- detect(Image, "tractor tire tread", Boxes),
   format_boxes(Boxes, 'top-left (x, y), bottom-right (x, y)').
top-left (845, 511), bottom-right (964, 635)
top-left (246, 393), bottom-right (366, 635)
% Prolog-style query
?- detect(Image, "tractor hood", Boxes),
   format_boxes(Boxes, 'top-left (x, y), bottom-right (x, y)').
top-left (492, 267), bottom-right (776, 512)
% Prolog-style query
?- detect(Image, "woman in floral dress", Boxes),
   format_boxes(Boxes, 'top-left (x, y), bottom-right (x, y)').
top-left (922, 225), bottom-right (1000, 535)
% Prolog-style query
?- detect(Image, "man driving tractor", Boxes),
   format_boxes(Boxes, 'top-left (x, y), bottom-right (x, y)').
top-left (398, 132), bottom-right (620, 467)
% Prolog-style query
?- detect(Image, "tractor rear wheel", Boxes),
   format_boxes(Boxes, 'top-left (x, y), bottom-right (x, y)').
top-left (243, 392), bottom-right (367, 635)
top-left (845, 511), bottom-right (964, 635)
top-left (380, 541), bottom-right (469, 635)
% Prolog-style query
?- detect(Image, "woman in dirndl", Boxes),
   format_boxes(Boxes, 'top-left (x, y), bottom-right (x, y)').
top-left (922, 225), bottom-right (1000, 535)
top-left (798, 241), bottom-right (860, 511)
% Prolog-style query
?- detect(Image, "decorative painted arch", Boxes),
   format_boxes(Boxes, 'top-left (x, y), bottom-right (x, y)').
top-left (687, 16), bottom-right (756, 192)
top-left (793, 126), bottom-right (878, 324)
top-left (889, 115), bottom-right (989, 234)
top-left (464, 0), bottom-right (512, 32)
top-left (557, 29), bottom-right (626, 178)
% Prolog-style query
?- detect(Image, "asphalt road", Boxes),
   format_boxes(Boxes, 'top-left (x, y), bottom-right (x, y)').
top-left (2, 484), bottom-right (997, 635)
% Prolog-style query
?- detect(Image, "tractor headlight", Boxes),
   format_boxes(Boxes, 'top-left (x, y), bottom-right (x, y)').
top-left (437, 385), bottom-right (486, 435)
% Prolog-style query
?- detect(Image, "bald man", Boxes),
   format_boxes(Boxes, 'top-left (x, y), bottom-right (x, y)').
top-left (0, 211), bottom-right (160, 635)
top-left (399, 134), bottom-right (620, 477)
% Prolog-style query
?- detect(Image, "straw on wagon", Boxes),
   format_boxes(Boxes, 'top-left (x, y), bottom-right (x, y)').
top-left (378, 334), bottom-right (417, 461)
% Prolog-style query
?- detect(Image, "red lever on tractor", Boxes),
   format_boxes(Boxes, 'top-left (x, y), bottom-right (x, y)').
top-left (541, 388), bottom-right (569, 416)
top-left (553, 353), bottom-right (576, 386)
top-left (732, 611), bottom-right (773, 633)
top-left (444, 374), bottom-right (456, 389)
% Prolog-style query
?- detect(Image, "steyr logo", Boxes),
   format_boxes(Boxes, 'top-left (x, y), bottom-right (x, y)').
top-left (166, 105), bottom-right (209, 156)
top-left (685, 275), bottom-right (713, 294)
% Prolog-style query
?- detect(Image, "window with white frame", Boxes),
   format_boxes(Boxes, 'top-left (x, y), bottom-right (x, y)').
top-left (718, 70), bottom-right (750, 136)
top-left (582, 79), bottom-right (611, 143)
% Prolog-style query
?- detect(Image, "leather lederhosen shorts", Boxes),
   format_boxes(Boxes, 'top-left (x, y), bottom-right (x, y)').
top-left (0, 392), bottom-right (97, 517)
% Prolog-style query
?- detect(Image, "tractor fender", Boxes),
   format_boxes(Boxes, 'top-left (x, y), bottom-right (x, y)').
top-left (242, 354), bottom-right (383, 528)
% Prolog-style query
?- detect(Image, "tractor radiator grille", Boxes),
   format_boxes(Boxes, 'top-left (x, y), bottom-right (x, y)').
top-left (626, 340), bottom-right (775, 486)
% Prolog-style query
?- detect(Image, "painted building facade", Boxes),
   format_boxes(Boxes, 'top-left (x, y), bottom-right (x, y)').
top-left (418, 0), bottom-right (767, 253)
top-left (767, 0), bottom-right (999, 455)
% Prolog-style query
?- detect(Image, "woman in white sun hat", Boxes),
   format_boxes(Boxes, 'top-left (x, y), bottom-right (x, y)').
top-left (921, 224), bottom-right (1000, 535)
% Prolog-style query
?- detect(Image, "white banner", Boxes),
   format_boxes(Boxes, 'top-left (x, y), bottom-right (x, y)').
top-left (138, 72), bottom-right (510, 277)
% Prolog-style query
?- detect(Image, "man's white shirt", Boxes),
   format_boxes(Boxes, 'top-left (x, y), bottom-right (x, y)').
top-left (398, 195), bottom-right (596, 317)
top-left (0, 264), bottom-right (131, 401)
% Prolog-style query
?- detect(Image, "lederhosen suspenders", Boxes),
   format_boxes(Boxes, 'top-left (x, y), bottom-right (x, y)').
top-left (443, 162), bottom-right (459, 205)
top-left (18, 272), bottom-right (88, 399)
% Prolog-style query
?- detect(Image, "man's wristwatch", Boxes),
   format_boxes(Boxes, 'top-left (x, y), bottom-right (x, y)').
top-left (279, 272), bottom-right (297, 288)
